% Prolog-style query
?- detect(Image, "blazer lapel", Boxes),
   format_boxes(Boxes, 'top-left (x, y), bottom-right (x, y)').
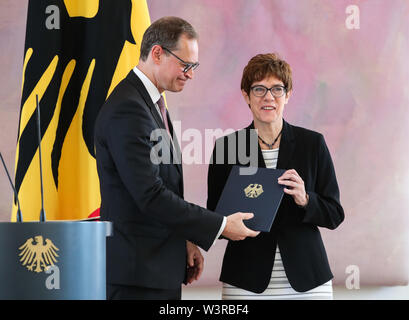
top-left (244, 120), bottom-right (295, 170)
top-left (276, 119), bottom-right (295, 170)
top-left (245, 122), bottom-right (266, 169)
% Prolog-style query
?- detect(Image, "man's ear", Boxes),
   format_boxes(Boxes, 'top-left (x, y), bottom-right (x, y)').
top-left (151, 45), bottom-right (163, 65)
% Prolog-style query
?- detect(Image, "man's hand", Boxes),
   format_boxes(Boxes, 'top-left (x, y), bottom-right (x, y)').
top-left (186, 241), bottom-right (204, 284)
top-left (222, 212), bottom-right (260, 241)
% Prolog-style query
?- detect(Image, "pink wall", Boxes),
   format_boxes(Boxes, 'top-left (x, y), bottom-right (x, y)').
top-left (147, 0), bottom-right (409, 286)
top-left (0, 1), bottom-right (27, 217)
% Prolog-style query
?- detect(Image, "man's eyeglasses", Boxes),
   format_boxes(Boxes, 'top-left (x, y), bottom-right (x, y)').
top-left (250, 85), bottom-right (287, 98)
top-left (162, 47), bottom-right (199, 73)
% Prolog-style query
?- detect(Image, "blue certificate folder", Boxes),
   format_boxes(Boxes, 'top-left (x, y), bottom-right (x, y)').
top-left (215, 166), bottom-right (286, 232)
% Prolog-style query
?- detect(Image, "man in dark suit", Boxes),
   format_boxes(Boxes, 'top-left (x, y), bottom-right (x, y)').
top-left (94, 16), bottom-right (259, 300)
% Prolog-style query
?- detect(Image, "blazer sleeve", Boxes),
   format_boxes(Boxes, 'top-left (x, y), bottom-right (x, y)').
top-left (302, 134), bottom-right (345, 230)
top-left (105, 100), bottom-right (223, 251)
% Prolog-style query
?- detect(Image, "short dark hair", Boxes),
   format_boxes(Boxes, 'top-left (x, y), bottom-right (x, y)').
top-left (139, 16), bottom-right (198, 61)
top-left (241, 53), bottom-right (293, 95)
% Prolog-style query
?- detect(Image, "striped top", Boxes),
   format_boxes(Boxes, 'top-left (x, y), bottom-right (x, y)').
top-left (261, 148), bottom-right (279, 169)
top-left (221, 148), bottom-right (333, 300)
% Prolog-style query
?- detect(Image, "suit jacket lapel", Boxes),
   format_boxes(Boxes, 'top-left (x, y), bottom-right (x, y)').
top-left (126, 71), bottom-right (160, 126)
top-left (166, 111), bottom-right (183, 176)
top-left (125, 71), bottom-right (182, 176)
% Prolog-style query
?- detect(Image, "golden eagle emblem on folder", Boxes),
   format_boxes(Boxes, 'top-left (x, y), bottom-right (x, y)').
top-left (244, 184), bottom-right (264, 198)
top-left (18, 236), bottom-right (59, 273)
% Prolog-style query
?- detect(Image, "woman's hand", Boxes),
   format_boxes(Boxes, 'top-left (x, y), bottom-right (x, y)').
top-left (278, 169), bottom-right (309, 207)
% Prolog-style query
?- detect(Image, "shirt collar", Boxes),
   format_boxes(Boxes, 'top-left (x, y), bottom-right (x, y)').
top-left (133, 66), bottom-right (162, 104)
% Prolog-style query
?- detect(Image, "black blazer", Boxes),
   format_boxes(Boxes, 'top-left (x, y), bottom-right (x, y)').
top-left (207, 120), bottom-right (344, 293)
top-left (95, 70), bottom-right (223, 290)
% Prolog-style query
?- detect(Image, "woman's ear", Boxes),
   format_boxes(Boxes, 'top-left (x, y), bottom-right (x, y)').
top-left (241, 89), bottom-right (251, 107)
top-left (284, 90), bottom-right (292, 104)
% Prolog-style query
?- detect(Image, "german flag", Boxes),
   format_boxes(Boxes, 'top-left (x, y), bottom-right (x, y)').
top-left (13, 0), bottom-right (150, 221)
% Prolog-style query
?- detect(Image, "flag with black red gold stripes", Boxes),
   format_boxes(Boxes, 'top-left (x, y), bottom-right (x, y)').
top-left (13, 0), bottom-right (150, 221)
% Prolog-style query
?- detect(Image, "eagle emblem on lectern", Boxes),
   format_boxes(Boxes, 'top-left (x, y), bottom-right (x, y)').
top-left (244, 184), bottom-right (264, 198)
top-left (18, 236), bottom-right (59, 273)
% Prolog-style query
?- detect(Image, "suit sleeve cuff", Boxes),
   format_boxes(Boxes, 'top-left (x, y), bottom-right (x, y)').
top-left (211, 216), bottom-right (226, 246)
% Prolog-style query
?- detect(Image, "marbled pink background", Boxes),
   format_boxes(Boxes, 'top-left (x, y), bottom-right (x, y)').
top-left (1, 0), bottom-right (408, 287)
top-left (147, 0), bottom-right (409, 286)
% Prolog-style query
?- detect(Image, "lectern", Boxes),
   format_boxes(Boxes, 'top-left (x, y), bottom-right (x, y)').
top-left (0, 221), bottom-right (112, 300)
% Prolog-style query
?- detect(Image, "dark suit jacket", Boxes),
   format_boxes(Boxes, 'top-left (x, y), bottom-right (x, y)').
top-left (207, 120), bottom-right (344, 293)
top-left (95, 70), bottom-right (223, 290)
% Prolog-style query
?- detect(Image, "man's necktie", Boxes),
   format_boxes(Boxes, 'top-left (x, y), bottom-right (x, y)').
top-left (157, 96), bottom-right (171, 136)
top-left (157, 95), bottom-right (182, 165)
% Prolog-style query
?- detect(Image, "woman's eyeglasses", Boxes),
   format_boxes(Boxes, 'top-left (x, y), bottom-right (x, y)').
top-left (250, 85), bottom-right (286, 98)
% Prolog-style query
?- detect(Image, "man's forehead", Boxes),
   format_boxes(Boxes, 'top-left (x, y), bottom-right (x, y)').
top-left (174, 35), bottom-right (199, 62)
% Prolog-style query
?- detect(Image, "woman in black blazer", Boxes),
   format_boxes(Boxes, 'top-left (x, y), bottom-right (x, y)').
top-left (207, 53), bottom-right (344, 299)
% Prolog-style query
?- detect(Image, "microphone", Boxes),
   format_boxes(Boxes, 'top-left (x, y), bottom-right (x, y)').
top-left (36, 94), bottom-right (46, 222)
top-left (0, 152), bottom-right (23, 222)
